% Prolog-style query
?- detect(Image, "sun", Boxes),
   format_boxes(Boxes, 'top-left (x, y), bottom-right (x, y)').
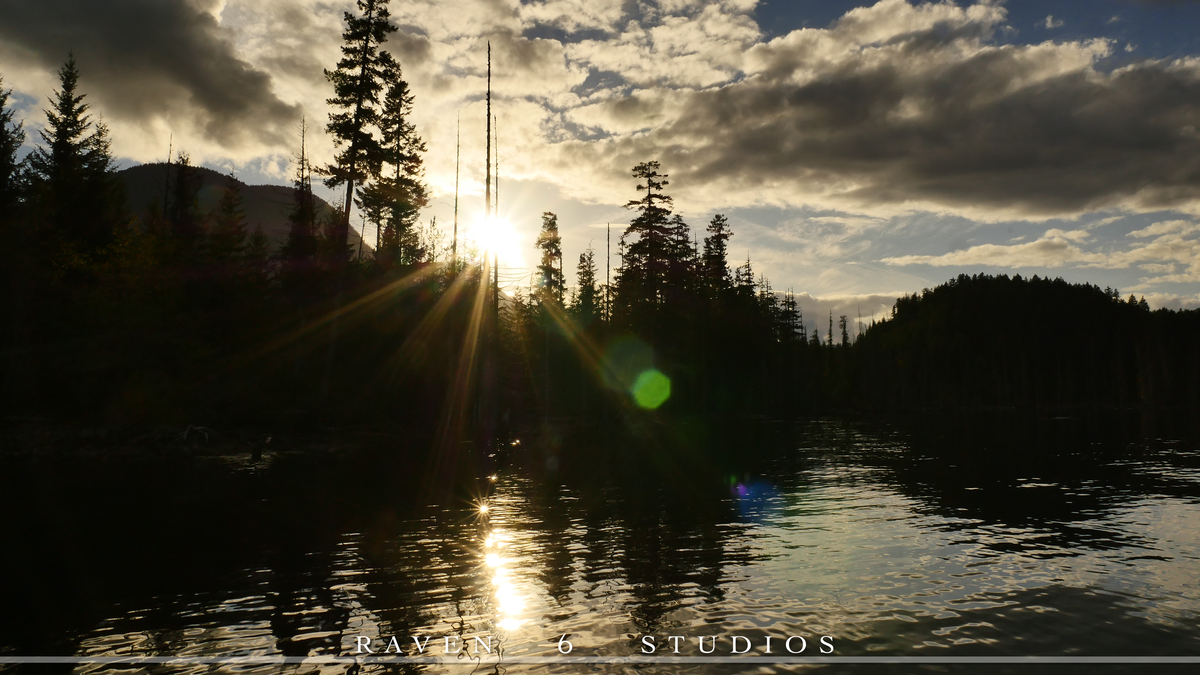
top-left (464, 215), bottom-right (525, 269)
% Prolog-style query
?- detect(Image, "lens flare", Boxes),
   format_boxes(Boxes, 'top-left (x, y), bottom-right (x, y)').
top-left (631, 368), bottom-right (671, 409)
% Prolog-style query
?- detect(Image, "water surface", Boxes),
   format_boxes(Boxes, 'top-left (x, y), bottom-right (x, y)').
top-left (3, 416), bottom-right (1199, 673)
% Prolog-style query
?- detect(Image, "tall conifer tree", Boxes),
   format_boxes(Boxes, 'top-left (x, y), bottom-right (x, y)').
top-left (703, 213), bottom-right (732, 293)
top-left (166, 152), bottom-right (204, 259)
top-left (26, 55), bottom-right (121, 256)
top-left (536, 211), bottom-right (564, 305)
top-left (322, 0), bottom-right (398, 259)
top-left (572, 245), bottom-right (599, 324)
top-left (208, 174), bottom-right (248, 263)
top-left (358, 66), bottom-right (427, 266)
top-left (0, 75), bottom-right (23, 219)
top-left (616, 161), bottom-right (675, 320)
top-left (243, 226), bottom-right (271, 279)
top-left (0, 74), bottom-right (24, 292)
top-left (282, 121), bottom-right (318, 263)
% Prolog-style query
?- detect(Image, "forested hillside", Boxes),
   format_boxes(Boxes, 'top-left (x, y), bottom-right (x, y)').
top-left (116, 163), bottom-right (368, 255)
top-left (850, 275), bottom-right (1200, 410)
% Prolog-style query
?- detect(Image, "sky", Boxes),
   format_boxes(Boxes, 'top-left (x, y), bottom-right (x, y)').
top-left (2, 0), bottom-right (1199, 327)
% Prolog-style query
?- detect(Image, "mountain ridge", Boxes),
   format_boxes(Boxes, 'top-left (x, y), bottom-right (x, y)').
top-left (117, 163), bottom-right (371, 253)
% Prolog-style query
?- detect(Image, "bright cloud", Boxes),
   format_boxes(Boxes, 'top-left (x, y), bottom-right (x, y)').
top-left (882, 219), bottom-right (1200, 299)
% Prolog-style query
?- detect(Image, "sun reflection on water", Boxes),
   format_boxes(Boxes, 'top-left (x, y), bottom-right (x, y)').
top-left (478, 497), bottom-right (531, 633)
top-left (25, 422), bottom-right (1200, 666)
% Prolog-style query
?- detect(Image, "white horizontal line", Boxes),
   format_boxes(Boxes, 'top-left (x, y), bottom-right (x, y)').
top-left (2, 656), bottom-right (1199, 665)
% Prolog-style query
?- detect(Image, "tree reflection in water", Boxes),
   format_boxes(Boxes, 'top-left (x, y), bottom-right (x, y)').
top-left (1, 413), bottom-right (1199, 674)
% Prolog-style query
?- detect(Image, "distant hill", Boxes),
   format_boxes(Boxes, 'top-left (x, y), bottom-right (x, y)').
top-left (851, 273), bottom-right (1200, 410)
top-left (117, 163), bottom-right (371, 254)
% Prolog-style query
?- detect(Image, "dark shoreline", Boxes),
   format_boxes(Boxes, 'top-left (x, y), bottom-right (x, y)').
top-left (3, 403), bottom-right (1197, 459)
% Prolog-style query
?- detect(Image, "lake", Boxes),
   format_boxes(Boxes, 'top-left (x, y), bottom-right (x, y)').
top-left (2, 414), bottom-right (1199, 674)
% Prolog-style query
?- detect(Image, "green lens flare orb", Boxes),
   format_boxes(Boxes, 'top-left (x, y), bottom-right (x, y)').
top-left (631, 369), bottom-right (671, 410)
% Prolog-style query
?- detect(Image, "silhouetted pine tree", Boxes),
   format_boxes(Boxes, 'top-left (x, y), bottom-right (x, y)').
top-left (0, 73), bottom-right (26, 329)
top-left (317, 201), bottom-right (347, 261)
top-left (208, 174), bottom-right (247, 263)
top-left (757, 275), bottom-right (777, 318)
top-left (281, 122), bottom-right (318, 264)
top-left (165, 152), bottom-right (204, 261)
top-left (25, 55), bottom-right (122, 261)
top-left (322, 0), bottom-right (398, 259)
top-left (615, 161), bottom-right (674, 324)
top-left (356, 185), bottom-right (388, 261)
top-left (572, 245), bottom-right (599, 326)
top-left (359, 64), bottom-right (427, 266)
top-left (702, 213), bottom-right (732, 296)
top-left (243, 226), bottom-right (271, 281)
top-left (375, 219), bottom-right (399, 264)
top-left (664, 213), bottom-right (696, 306)
top-left (418, 216), bottom-right (442, 262)
top-left (733, 255), bottom-right (754, 296)
top-left (536, 211), bottom-right (564, 306)
top-left (783, 291), bottom-right (803, 343)
top-left (0, 74), bottom-right (23, 221)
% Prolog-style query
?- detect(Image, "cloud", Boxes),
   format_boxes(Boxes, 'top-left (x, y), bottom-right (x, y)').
top-left (0, 0), bottom-right (302, 161)
top-left (790, 292), bottom-right (903, 335)
top-left (531, 0), bottom-right (1200, 220)
top-left (1139, 262), bottom-right (1177, 272)
top-left (1044, 228), bottom-right (1091, 242)
top-left (1128, 219), bottom-right (1199, 237)
top-left (1138, 291), bottom-right (1200, 310)
top-left (738, 213), bottom-right (887, 262)
top-left (1042, 15), bottom-right (1064, 29)
top-left (882, 218), bottom-right (1200, 292)
top-left (880, 231), bottom-right (1107, 268)
top-left (517, 0), bottom-right (629, 36)
top-left (7, 0), bottom-right (1198, 224)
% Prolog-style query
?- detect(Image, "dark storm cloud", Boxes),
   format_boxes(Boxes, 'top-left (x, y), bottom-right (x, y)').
top-left (0, 0), bottom-right (301, 150)
top-left (489, 28), bottom-right (567, 75)
top-left (390, 31), bottom-right (434, 67)
top-left (559, 6), bottom-right (1200, 217)
top-left (691, 52), bottom-right (1200, 215)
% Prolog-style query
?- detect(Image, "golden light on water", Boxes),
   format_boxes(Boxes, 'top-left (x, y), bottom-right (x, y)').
top-left (478, 496), bottom-right (531, 633)
top-left (495, 587), bottom-right (526, 614)
top-left (490, 553), bottom-right (529, 630)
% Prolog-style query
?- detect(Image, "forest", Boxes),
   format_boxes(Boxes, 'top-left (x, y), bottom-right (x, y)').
top-left (1, 0), bottom-right (1197, 452)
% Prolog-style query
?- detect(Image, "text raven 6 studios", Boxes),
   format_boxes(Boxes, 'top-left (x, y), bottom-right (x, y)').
top-left (354, 633), bottom-right (836, 656)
